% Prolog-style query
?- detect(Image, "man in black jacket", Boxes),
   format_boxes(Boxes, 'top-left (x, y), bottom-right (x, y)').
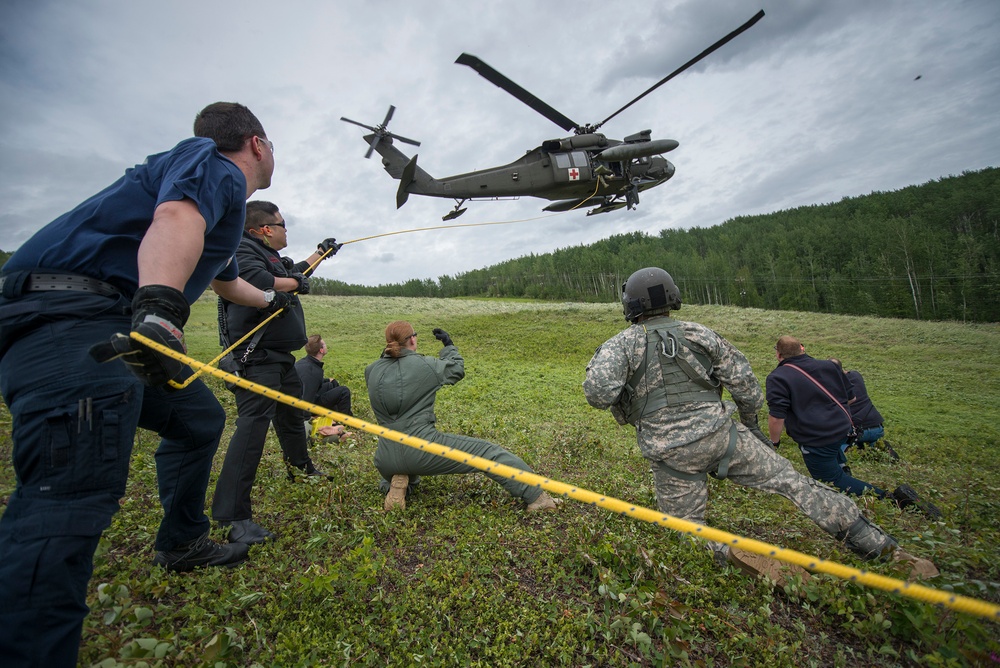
top-left (212, 200), bottom-right (340, 544)
top-left (296, 334), bottom-right (352, 417)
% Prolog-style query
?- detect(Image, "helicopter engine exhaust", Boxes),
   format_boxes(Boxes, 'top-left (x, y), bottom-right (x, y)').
top-left (541, 133), bottom-right (609, 152)
top-left (596, 139), bottom-right (679, 162)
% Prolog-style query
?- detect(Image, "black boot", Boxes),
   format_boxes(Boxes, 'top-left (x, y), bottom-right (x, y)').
top-left (881, 440), bottom-right (901, 461)
top-left (222, 519), bottom-right (277, 545)
top-left (286, 458), bottom-right (333, 481)
top-left (892, 484), bottom-right (942, 520)
top-left (153, 531), bottom-right (249, 572)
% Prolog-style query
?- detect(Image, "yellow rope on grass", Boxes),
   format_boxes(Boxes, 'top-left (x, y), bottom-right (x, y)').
top-left (128, 334), bottom-right (1000, 622)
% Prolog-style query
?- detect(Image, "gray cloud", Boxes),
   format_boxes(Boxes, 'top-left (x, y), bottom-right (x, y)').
top-left (2, 0), bottom-right (997, 285)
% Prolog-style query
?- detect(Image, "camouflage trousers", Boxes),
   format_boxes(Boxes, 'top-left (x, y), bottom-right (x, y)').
top-left (649, 421), bottom-right (862, 557)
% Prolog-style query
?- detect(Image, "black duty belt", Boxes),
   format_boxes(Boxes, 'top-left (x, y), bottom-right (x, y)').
top-left (0, 272), bottom-right (122, 298)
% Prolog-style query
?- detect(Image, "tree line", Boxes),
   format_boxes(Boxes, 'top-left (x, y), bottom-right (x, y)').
top-left (2, 168), bottom-right (996, 322)
top-left (310, 167), bottom-right (1000, 323)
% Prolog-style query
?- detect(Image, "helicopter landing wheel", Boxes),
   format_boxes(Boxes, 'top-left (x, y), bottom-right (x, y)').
top-left (443, 201), bottom-right (467, 221)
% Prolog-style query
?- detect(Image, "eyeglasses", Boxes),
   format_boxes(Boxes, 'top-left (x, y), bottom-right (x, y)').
top-left (269, 221), bottom-right (286, 228)
top-left (407, 332), bottom-right (418, 340)
top-left (256, 136), bottom-right (274, 154)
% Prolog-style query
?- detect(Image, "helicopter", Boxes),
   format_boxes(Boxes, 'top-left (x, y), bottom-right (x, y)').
top-left (342, 9), bottom-right (764, 221)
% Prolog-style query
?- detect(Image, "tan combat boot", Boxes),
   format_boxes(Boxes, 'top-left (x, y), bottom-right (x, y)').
top-left (384, 474), bottom-right (408, 511)
top-left (892, 549), bottom-right (940, 580)
top-left (526, 491), bottom-right (559, 512)
top-left (727, 547), bottom-right (812, 588)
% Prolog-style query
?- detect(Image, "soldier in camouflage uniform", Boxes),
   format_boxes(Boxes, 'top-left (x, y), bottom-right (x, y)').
top-left (583, 268), bottom-right (937, 578)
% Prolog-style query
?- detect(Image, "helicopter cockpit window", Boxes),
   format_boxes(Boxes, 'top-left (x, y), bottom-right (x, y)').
top-left (553, 152), bottom-right (590, 169)
top-left (551, 150), bottom-right (593, 184)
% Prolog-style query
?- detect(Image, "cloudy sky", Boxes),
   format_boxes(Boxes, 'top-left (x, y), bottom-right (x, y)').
top-left (2, 0), bottom-right (997, 286)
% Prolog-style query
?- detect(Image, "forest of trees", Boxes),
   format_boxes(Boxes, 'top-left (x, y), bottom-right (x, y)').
top-left (310, 168), bottom-right (1000, 323)
top-left (2, 168), bottom-right (997, 322)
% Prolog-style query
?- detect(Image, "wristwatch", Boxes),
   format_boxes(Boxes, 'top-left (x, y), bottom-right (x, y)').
top-left (262, 288), bottom-right (276, 305)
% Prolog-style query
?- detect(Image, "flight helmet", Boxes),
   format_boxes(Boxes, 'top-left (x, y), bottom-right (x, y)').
top-left (621, 267), bottom-right (682, 323)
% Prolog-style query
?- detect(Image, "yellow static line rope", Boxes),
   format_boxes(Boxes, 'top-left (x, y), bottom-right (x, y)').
top-left (340, 179), bottom-right (603, 246)
top-left (168, 181), bottom-right (604, 390)
top-left (167, 186), bottom-right (600, 390)
top-left (340, 206), bottom-right (575, 245)
top-left (133, 332), bottom-right (1000, 621)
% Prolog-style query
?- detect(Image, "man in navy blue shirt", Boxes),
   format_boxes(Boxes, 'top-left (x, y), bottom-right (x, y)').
top-left (766, 337), bottom-right (940, 520)
top-left (0, 102), bottom-right (293, 667)
top-left (766, 335), bottom-right (889, 497)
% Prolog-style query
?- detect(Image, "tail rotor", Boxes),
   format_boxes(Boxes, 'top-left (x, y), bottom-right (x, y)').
top-left (340, 105), bottom-right (421, 158)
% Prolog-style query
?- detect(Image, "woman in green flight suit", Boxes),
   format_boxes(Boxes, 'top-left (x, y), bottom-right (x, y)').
top-left (365, 320), bottom-right (557, 512)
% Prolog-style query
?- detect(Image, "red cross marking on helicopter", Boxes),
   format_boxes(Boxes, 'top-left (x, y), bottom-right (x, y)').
top-left (568, 168), bottom-right (580, 181)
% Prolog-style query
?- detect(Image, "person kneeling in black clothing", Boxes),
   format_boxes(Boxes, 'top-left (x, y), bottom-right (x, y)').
top-left (829, 358), bottom-right (900, 461)
top-left (297, 334), bottom-right (352, 416)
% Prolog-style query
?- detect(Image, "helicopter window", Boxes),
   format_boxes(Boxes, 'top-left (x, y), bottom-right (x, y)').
top-left (571, 151), bottom-right (589, 167)
top-left (553, 153), bottom-right (572, 169)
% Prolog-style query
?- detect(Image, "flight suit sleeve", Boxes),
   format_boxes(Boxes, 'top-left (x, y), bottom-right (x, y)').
top-left (437, 345), bottom-right (465, 386)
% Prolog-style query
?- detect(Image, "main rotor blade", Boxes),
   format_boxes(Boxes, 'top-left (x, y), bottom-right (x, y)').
top-left (456, 53), bottom-right (580, 132)
top-left (365, 135), bottom-right (382, 159)
top-left (341, 117), bottom-right (377, 132)
top-left (389, 133), bottom-right (421, 147)
top-left (381, 105), bottom-right (395, 127)
top-left (596, 9), bottom-right (765, 129)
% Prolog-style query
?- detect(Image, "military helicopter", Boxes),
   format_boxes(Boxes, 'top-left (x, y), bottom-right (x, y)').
top-left (342, 10), bottom-right (764, 221)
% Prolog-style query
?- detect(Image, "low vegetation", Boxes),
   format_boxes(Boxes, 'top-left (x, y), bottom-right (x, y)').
top-left (1, 296), bottom-right (998, 666)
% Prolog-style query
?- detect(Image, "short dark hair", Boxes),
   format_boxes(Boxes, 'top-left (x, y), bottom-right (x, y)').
top-left (193, 102), bottom-right (265, 152)
top-left (245, 200), bottom-right (279, 231)
top-left (305, 334), bottom-right (324, 356)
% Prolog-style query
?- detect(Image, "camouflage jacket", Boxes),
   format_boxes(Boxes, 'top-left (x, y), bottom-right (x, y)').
top-left (583, 316), bottom-right (763, 460)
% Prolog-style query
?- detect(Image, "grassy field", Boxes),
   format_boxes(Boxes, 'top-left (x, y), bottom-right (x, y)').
top-left (2, 295), bottom-right (999, 666)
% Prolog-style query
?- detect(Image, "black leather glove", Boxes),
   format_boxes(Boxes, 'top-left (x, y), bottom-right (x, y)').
top-left (280, 256), bottom-right (296, 270)
top-left (260, 289), bottom-right (296, 315)
top-left (317, 238), bottom-right (342, 255)
top-left (89, 285), bottom-right (190, 386)
top-left (432, 328), bottom-right (454, 347)
top-left (739, 411), bottom-right (772, 447)
top-left (290, 272), bottom-right (310, 294)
